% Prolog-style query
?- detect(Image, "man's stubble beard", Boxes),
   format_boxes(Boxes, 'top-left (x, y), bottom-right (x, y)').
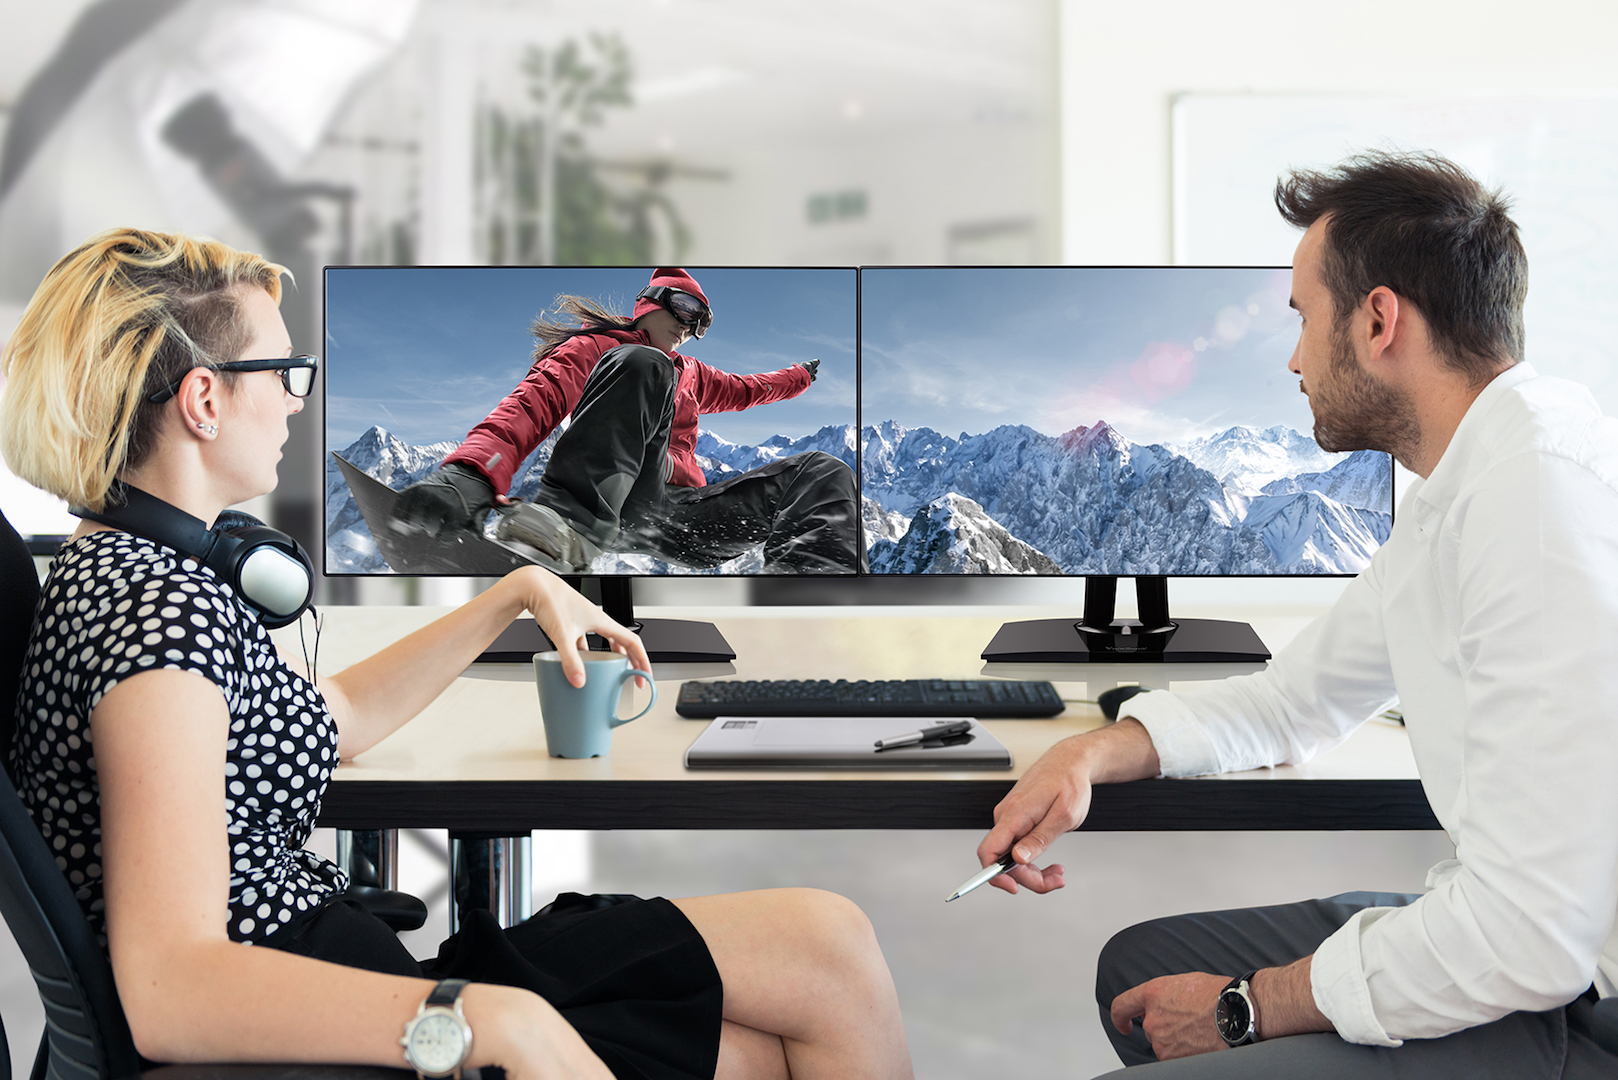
top-left (1308, 324), bottom-right (1421, 466)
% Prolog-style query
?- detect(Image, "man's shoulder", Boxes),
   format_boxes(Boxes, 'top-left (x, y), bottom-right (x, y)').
top-left (1482, 373), bottom-right (1618, 485)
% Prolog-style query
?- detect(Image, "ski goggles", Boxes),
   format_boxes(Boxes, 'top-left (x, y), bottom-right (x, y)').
top-left (638, 285), bottom-right (712, 338)
top-left (148, 354), bottom-right (320, 403)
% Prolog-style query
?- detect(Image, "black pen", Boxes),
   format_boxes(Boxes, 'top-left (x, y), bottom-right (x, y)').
top-left (873, 720), bottom-right (972, 750)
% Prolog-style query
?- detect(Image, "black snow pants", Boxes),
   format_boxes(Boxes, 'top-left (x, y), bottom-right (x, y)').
top-left (534, 344), bottom-right (862, 574)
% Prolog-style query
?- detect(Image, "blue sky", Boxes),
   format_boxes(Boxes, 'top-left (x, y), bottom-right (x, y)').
top-left (859, 266), bottom-right (1308, 446)
top-left (325, 267), bottom-right (857, 450)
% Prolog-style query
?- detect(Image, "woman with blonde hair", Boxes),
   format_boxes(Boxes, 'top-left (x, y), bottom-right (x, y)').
top-left (2, 228), bottom-right (913, 1080)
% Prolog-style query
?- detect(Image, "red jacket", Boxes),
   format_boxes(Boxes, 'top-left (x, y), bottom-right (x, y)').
top-left (443, 328), bottom-right (812, 494)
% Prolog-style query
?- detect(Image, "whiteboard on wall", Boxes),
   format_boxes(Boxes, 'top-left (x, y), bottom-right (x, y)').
top-left (1172, 94), bottom-right (1618, 416)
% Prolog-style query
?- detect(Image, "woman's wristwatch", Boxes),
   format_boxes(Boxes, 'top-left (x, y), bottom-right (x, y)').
top-left (1215, 970), bottom-right (1262, 1047)
top-left (401, 978), bottom-right (474, 1079)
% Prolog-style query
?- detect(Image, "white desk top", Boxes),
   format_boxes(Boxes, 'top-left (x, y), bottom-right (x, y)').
top-left (273, 604), bottom-right (1417, 786)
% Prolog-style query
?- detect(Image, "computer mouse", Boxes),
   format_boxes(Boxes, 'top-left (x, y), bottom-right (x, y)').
top-left (1097, 684), bottom-right (1148, 721)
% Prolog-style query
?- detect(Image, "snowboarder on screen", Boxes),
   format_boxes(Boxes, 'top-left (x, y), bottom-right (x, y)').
top-left (391, 268), bottom-right (861, 573)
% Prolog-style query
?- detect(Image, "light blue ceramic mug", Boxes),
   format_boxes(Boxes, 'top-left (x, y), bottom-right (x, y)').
top-left (533, 650), bottom-right (658, 758)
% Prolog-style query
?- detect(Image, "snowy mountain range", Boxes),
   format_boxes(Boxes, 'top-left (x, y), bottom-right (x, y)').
top-left (860, 419), bottom-right (1391, 575)
top-left (326, 418), bottom-right (1391, 577)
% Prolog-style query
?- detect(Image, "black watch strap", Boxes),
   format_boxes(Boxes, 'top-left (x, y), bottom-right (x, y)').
top-left (425, 978), bottom-right (469, 1008)
top-left (1224, 969), bottom-right (1258, 993)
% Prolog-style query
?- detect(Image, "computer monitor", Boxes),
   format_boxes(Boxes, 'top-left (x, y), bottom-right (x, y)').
top-left (324, 265), bottom-right (858, 661)
top-left (858, 265), bottom-right (1395, 663)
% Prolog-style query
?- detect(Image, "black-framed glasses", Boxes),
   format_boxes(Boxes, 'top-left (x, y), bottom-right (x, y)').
top-left (147, 354), bottom-right (320, 403)
top-left (637, 285), bottom-right (712, 338)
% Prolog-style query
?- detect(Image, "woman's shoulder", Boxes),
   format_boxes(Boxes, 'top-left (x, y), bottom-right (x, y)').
top-left (26, 530), bottom-right (260, 718)
top-left (545, 327), bottom-right (647, 361)
top-left (45, 530), bottom-right (246, 630)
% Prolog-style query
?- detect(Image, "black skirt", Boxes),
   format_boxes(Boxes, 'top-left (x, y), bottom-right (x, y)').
top-left (260, 892), bottom-right (723, 1080)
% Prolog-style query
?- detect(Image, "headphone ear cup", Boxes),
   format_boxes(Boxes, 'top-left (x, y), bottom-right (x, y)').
top-left (214, 526), bottom-right (314, 628)
top-left (74, 485), bottom-right (315, 628)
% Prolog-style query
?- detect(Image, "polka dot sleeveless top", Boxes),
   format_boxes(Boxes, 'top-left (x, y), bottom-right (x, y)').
top-left (8, 530), bottom-right (346, 946)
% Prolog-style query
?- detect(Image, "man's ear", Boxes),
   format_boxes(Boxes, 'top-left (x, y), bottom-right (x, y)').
top-left (1362, 286), bottom-right (1403, 364)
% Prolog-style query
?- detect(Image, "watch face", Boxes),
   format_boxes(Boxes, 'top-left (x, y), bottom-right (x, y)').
top-left (1216, 988), bottom-right (1252, 1044)
top-left (408, 1011), bottom-right (468, 1074)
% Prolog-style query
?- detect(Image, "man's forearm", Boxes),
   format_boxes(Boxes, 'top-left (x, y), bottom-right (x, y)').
top-left (1253, 956), bottom-right (1333, 1040)
top-left (1077, 717), bottom-right (1162, 784)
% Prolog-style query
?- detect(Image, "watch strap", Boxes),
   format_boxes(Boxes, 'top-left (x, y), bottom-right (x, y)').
top-left (425, 978), bottom-right (469, 1009)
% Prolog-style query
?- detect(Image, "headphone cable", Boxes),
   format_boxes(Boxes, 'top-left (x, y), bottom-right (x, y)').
top-left (298, 606), bottom-right (323, 684)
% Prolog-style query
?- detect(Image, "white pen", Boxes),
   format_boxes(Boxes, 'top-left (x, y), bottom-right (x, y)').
top-left (945, 853), bottom-right (1017, 902)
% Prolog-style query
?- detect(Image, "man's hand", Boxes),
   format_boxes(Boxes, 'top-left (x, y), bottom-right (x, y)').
top-left (974, 735), bottom-right (1093, 894)
top-left (1110, 972), bottom-right (1231, 1060)
top-left (797, 358), bottom-right (820, 382)
top-left (972, 718), bottom-right (1161, 896)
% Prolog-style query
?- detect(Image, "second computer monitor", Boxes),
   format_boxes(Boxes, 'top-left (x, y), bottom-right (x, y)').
top-left (859, 266), bottom-right (1394, 577)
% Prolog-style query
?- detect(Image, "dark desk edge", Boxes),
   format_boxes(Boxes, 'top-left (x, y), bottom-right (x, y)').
top-left (317, 778), bottom-right (1439, 832)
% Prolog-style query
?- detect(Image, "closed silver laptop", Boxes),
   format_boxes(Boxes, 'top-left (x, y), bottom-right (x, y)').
top-left (684, 717), bottom-right (1012, 769)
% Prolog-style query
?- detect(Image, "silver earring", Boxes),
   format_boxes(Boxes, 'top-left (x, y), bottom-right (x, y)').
top-left (198, 422), bottom-right (218, 436)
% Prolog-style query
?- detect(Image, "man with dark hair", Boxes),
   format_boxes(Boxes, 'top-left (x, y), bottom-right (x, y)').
top-left (975, 151), bottom-right (1618, 1077)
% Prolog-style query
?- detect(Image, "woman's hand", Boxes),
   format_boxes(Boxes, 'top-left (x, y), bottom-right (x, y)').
top-left (464, 984), bottom-right (614, 1080)
top-left (502, 566), bottom-right (651, 688)
top-left (316, 562), bottom-right (650, 757)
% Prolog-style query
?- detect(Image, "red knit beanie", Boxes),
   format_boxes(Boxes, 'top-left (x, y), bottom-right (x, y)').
top-left (632, 268), bottom-right (709, 322)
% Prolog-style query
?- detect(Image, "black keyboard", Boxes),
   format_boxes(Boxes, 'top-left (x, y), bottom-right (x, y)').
top-left (675, 678), bottom-right (1065, 719)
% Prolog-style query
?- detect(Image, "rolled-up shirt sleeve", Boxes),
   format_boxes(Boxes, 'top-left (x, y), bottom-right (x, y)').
top-left (1120, 552), bottom-right (1400, 778)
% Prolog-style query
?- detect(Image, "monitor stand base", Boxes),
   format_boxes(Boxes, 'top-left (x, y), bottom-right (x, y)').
top-left (624, 617), bottom-right (737, 664)
top-left (476, 617), bottom-right (736, 665)
top-left (981, 616), bottom-right (1270, 664)
top-left (478, 577), bottom-right (737, 664)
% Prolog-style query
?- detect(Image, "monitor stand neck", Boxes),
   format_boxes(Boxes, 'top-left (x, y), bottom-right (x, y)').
top-left (1079, 575), bottom-right (1171, 635)
top-left (593, 576), bottom-right (638, 632)
top-left (981, 575), bottom-right (1271, 664)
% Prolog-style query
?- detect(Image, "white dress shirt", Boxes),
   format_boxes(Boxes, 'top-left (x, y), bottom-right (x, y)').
top-left (1121, 364), bottom-right (1618, 1046)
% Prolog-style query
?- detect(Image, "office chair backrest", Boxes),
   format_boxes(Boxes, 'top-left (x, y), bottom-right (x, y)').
top-left (0, 510), bottom-right (144, 1080)
top-left (1, 508), bottom-right (40, 754)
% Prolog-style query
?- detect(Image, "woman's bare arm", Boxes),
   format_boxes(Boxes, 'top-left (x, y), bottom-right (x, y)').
top-left (309, 565), bottom-right (649, 759)
top-left (93, 668), bottom-right (610, 1079)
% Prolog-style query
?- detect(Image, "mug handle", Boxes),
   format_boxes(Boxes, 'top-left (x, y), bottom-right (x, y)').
top-left (609, 669), bottom-right (658, 726)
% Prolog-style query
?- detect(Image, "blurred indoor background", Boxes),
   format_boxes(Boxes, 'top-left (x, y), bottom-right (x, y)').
top-left (3, 1), bottom-right (1616, 1075)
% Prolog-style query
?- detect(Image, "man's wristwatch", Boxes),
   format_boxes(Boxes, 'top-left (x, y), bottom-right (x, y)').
top-left (401, 978), bottom-right (473, 1079)
top-left (1215, 970), bottom-right (1262, 1047)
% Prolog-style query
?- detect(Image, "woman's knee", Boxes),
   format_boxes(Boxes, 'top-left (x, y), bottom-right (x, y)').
top-left (599, 343), bottom-right (676, 385)
top-left (785, 888), bottom-right (879, 950)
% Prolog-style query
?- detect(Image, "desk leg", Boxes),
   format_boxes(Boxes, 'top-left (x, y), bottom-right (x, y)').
top-left (449, 832), bottom-right (533, 930)
top-left (335, 828), bottom-right (399, 889)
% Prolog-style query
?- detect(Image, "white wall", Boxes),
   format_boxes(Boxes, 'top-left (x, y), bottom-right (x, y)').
top-left (1057, 0), bottom-right (1618, 611)
top-left (1058, 0), bottom-right (1618, 264)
